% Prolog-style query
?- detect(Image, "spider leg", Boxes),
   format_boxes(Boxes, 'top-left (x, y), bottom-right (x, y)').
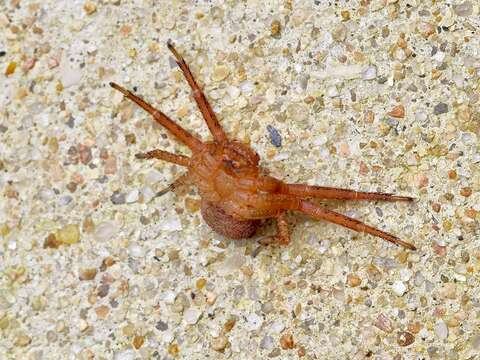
top-left (156, 173), bottom-right (190, 197)
top-left (283, 183), bottom-right (413, 202)
top-left (240, 193), bottom-right (415, 249)
top-left (135, 149), bottom-right (190, 166)
top-left (298, 200), bottom-right (416, 250)
top-left (110, 82), bottom-right (204, 152)
top-left (259, 211), bottom-right (290, 246)
top-left (167, 42), bottom-right (228, 144)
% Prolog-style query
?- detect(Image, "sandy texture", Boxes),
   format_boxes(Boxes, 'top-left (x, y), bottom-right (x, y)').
top-left (1, 1), bottom-right (479, 359)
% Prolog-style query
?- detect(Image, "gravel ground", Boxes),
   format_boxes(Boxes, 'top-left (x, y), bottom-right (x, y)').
top-left (1, 1), bottom-right (479, 359)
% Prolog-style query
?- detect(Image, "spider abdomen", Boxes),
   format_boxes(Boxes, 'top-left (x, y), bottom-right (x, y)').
top-left (200, 199), bottom-right (259, 239)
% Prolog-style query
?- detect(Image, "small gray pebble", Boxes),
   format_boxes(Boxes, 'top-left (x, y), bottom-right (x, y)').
top-left (110, 191), bottom-right (125, 205)
top-left (266, 125), bottom-right (282, 147)
top-left (433, 102), bottom-right (448, 115)
top-left (155, 320), bottom-right (168, 331)
top-left (260, 336), bottom-right (275, 350)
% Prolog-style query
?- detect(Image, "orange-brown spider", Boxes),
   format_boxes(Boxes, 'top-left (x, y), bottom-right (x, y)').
top-left (110, 42), bottom-right (416, 251)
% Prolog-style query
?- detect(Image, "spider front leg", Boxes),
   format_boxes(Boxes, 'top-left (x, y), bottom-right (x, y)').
top-left (298, 200), bottom-right (416, 250)
top-left (259, 211), bottom-right (290, 246)
top-left (167, 42), bottom-right (228, 143)
top-left (283, 183), bottom-right (413, 202)
top-left (135, 149), bottom-right (190, 166)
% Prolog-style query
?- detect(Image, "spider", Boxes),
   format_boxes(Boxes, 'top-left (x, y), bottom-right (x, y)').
top-left (110, 42), bottom-right (416, 251)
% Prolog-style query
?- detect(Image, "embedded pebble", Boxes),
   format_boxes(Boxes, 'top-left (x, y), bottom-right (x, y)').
top-left (326, 85), bottom-right (339, 97)
top-left (266, 125), bottom-right (282, 147)
top-left (93, 222), bottom-right (117, 241)
top-left (59, 65), bottom-right (83, 88)
top-left (184, 308), bottom-right (202, 325)
top-left (433, 102), bottom-right (448, 115)
top-left (454, 2), bottom-right (473, 16)
top-left (211, 335), bottom-right (229, 352)
top-left (362, 65), bottom-right (377, 80)
top-left (246, 313), bottom-right (263, 331)
top-left (128, 244), bottom-right (144, 258)
top-left (110, 191), bottom-right (125, 205)
top-left (392, 281), bottom-right (407, 296)
top-left (125, 189), bottom-right (139, 203)
top-left (435, 320), bottom-right (448, 340)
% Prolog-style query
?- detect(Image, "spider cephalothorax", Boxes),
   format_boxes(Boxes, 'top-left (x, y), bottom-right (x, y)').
top-left (110, 42), bottom-right (416, 251)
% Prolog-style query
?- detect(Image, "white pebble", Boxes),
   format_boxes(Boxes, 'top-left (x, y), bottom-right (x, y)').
top-left (435, 320), bottom-right (448, 340)
top-left (392, 281), bottom-right (407, 296)
top-left (128, 243), bottom-right (144, 258)
top-left (362, 65), bottom-right (377, 80)
top-left (226, 85), bottom-right (240, 99)
top-left (246, 313), bottom-right (263, 331)
top-left (158, 213), bottom-right (182, 231)
top-left (94, 222), bottom-right (117, 241)
top-left (399, 268), bottom-right (413, 282)
top-left (125, 189), bottom-right (139, 203)
top-left (270, 320), bottom-right (285, 334)
top-left (162, 330), bottom-right (174, 343)
top-left (326, 85), bottom-right (339, 97)
top-left (60, 65), bottom-right (83, 88)
top-left (145, 169), bottom-right (163, 184)
top-left (163, 290), bottom-right (176, 304)
top-left (114, 350), bottom-right (136, 360)
top-left (184, 308), bottom-right (202, 325)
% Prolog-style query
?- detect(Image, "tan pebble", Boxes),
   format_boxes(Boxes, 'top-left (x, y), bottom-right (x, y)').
top-left (133, 335), bottom-right (145, 349)
top-left (44, 233), bottom-right (61, 249)
top-left (347, 273), bottom-right (362, 287)
top-left (122, 324), bottom-right (135, 337)
top-left (83, 216), bottom-right (95, 233)
top-left (387, 105), bottom-right (405, 118)
top-left (176, 105), bottom-right (190, 118)
top-left (211, 335), bottom-right (229, 352)
top-left (460, 187), bottom-right (472, 197)
top-left (14, 333), bottom-right (31, 347)
top-left (104, 156), bottom-right (117, 175)
top-left (280, 333), bottom-right (295, 349)
top-left (416, 21), bottom-right (435, 37)
top-left (271, 20), bottom-right (281, 36)
top-left (441, 283), bottom-right (457, 299)
top-left (79, 319), bottom-right (89, 332)
top-left (79, 268), bottom-right (97, 281)
top-left (196, 278), bottom-right (206, 289)
top-left (442, 219), bottom-right (452, 231)
top-left (294, 303), bottom-right (302, 317)
top-left (445, 317), bottom-right (460, 328)
top-left (223, 318), bottom-right (236, 333)
top-left (95, 305), bottom-right (109, 319)
top-left (211, 65), bottom-right (230, 82)
top-left (206, 291), bottom-right (217, 305)
top-left (407, 322), bottom-right (422, 334)
top-left (0, 316), bottom-right (9, 330)
top-left (184, 197), bottom-right (201, 212)
top-left (241, 265), bottom-right (254, 277)
top-left (465, 208), bottom-right (477, 219)
top-left (168, 343), bottom-right (179, 355)
top-left (397, 331), bottom-right (415, 346)
top-left (341, 10), bottom-right (350, 21)
top-left (83, 1), bottom-right (97, 15)
top-left (56, 224), bottom-right (80, 244)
